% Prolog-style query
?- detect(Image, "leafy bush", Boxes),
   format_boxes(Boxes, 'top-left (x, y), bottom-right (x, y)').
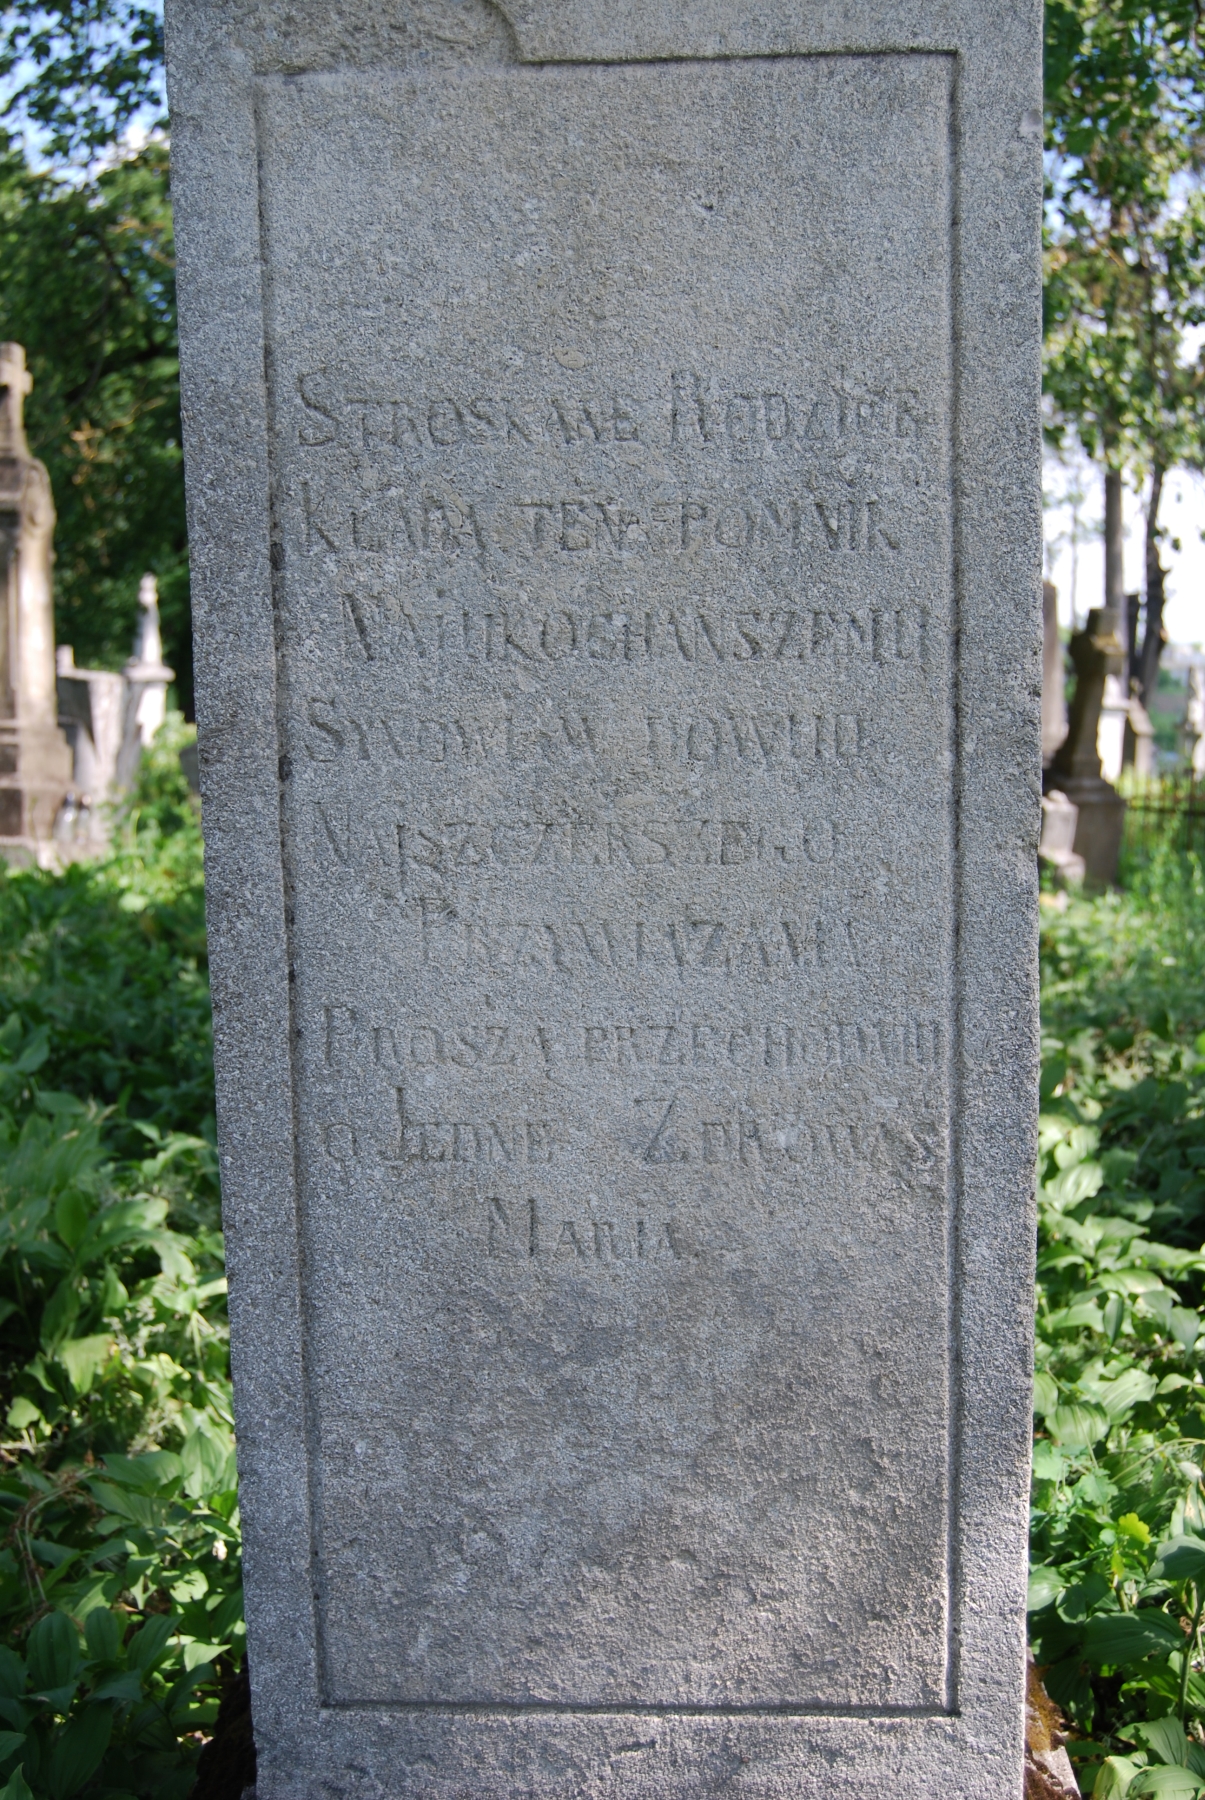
top-left (0, 730), bottom-right (240, 1800)
top-left (1032, 851), bottom-right (1205, 1796)
top-left (0, 719), bottom-right (211, 1149)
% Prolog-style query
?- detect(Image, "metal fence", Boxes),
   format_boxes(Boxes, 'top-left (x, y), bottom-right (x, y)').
top-left (1120, 770), bottom-right (1205, 859)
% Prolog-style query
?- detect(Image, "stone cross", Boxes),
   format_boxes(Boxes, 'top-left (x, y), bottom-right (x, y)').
top-left (166, 3), bottom-right (1043, 1794)
top-left (0, 343), bottom-right (33, 463)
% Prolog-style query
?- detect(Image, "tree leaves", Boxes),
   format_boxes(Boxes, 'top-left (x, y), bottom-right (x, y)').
top-left (0, 3), bottom-right (164, 164)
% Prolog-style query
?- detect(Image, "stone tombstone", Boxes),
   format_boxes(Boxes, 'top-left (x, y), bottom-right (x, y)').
top-left (166, 3), bottom-right (1042, 1796)
top-left (1046, 608), bottom-right (1127, 886)
top-left (0, 343), bottom-right (72, 859)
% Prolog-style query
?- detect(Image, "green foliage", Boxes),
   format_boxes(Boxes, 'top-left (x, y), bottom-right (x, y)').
top-left (0, 2), bottom-right (164, 166)
top-left (1033, 854), bottom-right (1205, 1794)
top-left (1043, 1), bottom-right (1205, 548)
top-left (0, 140), bottom-right (189, 711)
top-left (0, 716), bottom-right (210, 1153)
top-left (0, 734), bottom-right (239, 1800)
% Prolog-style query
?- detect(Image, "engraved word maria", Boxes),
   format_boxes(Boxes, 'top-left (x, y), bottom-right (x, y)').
top-left (484, 1198), bottom-right (741, 1269)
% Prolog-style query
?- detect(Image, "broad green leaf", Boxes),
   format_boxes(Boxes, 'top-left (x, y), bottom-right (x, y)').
top-left (1033, 1370), bottom-right (1059, 1417)
top-left (181, 1640), bottom-right (227, 1672)
top-left (100, 1452), bottom-right (182, 1494)
top-left (1046, 1159), bottom-right (1105, 1208)
top-left (46, 1705), bottom-right (112, 1800)
top-left (1140, 1291), bottom-right (1178, 1332)
top-left (1153, 1538), bottom-right (1205, 1585)
top-left (1128, 1768), bottom-right (1205, 1798)
top-left (1047, 1301), bottom-right (1106, 1334)
top-left (125, 1614), bottom-right (177, 1675)
top-left (82, 1610), bottom-right (119, 1665)
top-left (1135, 1716), bottom-right (1190, 1767)
top-left (1028, 1565), bottom-right (1063, 1612)
top-left (38, 1281), bottom-right (79, 1352)
top-left (1090, 1370), bottom-right (1158, 1418)
top-left (180, 1428), bottom-right (234, 1501)
top-left (1032, 1441), bottom-right (1065, 1482)
top-left (83, 1483), bottom-right (158, 1528)
top-left (169, 1568), bottom-right (207, 1605)
top-left (0, 1738), bottom-right (24, 1766)
top-left (52, 1191), bottom-right (90, 1253)
top-left (1049, 1402), bottom-right (1110, 1448)
top-left (90, 1671), bottom-right (141, 1705)
top-left (1173, 1309), bottom-right (1202, 1353)
top-left (1059, 1573), bottom-right (1112, 1623)
top-left (1081, 1609), bottom-right (1185, 1664)
top-left (1055, 1124), bottom-right (1100, 1167)
top-left (0, 1656), bottom-right (25, 1704)
top-left (26, 1613), bottom-right (79, 1694)
top-left (56, 1335), bottom-right (112, 1396)
top-left (0, 1766), bottom-right (33, 1800)
top-left (1104, 1292), bottom-right (1126, 1342)
top-left (1093, 1756), bottom-right (1143, 1800)
top-left (4, 1400), bottom-right (41, 1432)
top-left (1118, 1513), bottom-right (1152, 1546)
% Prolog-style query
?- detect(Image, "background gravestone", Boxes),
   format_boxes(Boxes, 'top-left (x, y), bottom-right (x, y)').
top-left (166, 3), bottom-right (1042, 1794)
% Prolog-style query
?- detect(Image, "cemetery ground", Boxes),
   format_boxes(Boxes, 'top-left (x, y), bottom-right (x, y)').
top-left (2, 757), bottom-right (1205, 1798)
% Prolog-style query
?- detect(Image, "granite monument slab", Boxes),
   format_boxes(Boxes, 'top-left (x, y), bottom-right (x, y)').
top-left (166, 3), bottom-right (1043, 1793)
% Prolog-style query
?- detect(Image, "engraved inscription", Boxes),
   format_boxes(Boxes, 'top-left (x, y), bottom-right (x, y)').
top-left (329, 594), bottom-right (932, 670)
top-left (264, 53), bottom-right (958, 1711)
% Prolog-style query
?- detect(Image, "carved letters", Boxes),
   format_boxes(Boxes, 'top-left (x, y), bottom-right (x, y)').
top-left (302, 699), bottom-right (869, 772)
top-left (332, 595), bottom-right (930, 670)
top-left (323, 1004), bottom-right (946, 1076)
top-left (297, 367), bottom-right (924, 457)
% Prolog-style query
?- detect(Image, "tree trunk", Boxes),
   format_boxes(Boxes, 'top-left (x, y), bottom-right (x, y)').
top-left (1138, 462), bottom-right (1167, 710)
top-left (1104, 466), bottom-right (1125, 614)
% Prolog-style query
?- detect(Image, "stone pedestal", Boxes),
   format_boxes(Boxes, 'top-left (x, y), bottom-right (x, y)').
top-left (1046, 608), bottom-right (1127, 885)
top-left (0, 344), bottom-right (72, 861)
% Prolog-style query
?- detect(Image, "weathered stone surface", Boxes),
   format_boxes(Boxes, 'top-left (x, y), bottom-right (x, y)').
top-left (0, 343), bottom-right (72, 860)
top-left (165, 2), bottom-right (1043, 1794)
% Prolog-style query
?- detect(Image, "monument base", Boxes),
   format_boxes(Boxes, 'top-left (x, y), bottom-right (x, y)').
top-left (0, 717), bottom-right (73, 864)
top-left (1045, 773), bottom-right (1125, 887)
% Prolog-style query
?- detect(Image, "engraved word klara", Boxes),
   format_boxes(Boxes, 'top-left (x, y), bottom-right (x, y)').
top-left (336, 595), bottom-right (931, 670)
top-left (305, 483), bottom-right (902, 563)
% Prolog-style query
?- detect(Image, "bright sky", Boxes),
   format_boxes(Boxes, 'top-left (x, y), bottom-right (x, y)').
top-left (1044, 446), bottom-right (1205, 647)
